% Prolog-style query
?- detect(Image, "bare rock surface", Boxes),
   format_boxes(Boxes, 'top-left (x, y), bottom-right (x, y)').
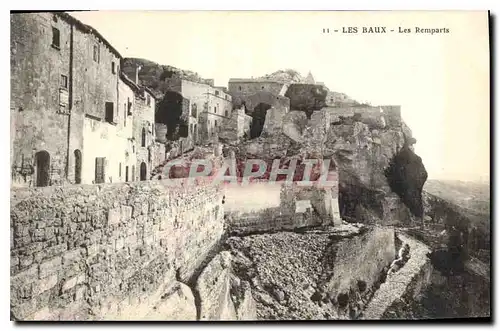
top-left (144, 282), bottom-right (197, 321)
top-left (225, 224), bottom-right (375, 320)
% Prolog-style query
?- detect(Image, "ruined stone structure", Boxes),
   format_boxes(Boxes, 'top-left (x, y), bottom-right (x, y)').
top-left (325, 91), bottom-right (359, 108)
top-left (218, 107), bottom-right (252, 144)
top-left (10, 12), bottom-right (161, 187)
top-left (159, 77), bottom-right (232, 145)
top-left (228, 78), bottom-right (288, 102)
top-left (11, 13), bottom-right (439, 321)
top-left (224, 181), bottom-right (341, 235)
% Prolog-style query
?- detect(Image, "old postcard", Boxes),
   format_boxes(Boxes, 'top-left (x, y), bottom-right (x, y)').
top-left (10, 10), bottom-right (490, 321)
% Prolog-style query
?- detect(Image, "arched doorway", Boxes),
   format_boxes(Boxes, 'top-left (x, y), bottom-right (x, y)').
top-left (250, 103), bottom-right (271, 139)
top-left (140, 162), bottom-right (147, 181)
top-left (74, 150), bottom-right (82, 184)
top-left (35, 150), bottom-right (50, 187)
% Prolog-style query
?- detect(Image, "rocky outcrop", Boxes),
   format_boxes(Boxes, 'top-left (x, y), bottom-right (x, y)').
top-left (285, 84), bottom-right (328, 114)
top-left (259, 69), bottom-right (304, 84)
top-left (325, 113), bottom-right (424, 225)
top-left (143, 282), bottom-right (197, 320)
top-left (122, 57), bottom-right (213, 96)
top-left (385, 146), bottom-right (428, 218)
top-left (225, 224), bottom-right (401, 320)
top-left (233, 104), bottom-right (427, 226)
top-left (195, 251), bottom-right (237, 320)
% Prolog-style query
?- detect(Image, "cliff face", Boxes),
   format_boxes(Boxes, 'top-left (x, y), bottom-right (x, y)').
top-left (235, 106), bottom-right (427, 225)
top-left (121, 57), bottom-right (212, 98)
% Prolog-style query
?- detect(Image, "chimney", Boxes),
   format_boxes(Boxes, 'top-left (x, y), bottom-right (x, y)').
top-left (135, 64), bottom-right (142, 85)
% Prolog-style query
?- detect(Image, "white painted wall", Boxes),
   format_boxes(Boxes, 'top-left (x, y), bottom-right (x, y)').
top-left (82, 115), bottom-right (136, 184)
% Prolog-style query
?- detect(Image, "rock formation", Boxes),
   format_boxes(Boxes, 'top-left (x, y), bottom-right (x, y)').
top-left (233, 105), bottom-right (428, 226)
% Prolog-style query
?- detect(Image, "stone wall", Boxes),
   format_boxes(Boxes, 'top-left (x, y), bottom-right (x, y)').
top-left (244, 91), bottom-right (290, 115)
top-left (10, 13), bottom-right (73, 187)
top-left (224, 182), bottom-right (338, 235)
top-left (228, 80), bottom-right (286, 106)
top-left (219, 108), bottom-right (252, 144)
top-left (262, 105), bottom-right (289, 137)
top-left (10, 179), bottom-right (224, 320)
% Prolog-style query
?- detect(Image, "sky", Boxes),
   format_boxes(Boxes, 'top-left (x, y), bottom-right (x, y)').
top-left (70, 10), bottom-right (490, 182)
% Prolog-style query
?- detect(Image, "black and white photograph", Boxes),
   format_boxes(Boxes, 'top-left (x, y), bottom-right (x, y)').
top-left (8, 9), bottom-right (491, 322)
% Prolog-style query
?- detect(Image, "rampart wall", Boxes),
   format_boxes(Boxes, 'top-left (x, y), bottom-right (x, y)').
top-left (10, 179), bottom-right (224, 320)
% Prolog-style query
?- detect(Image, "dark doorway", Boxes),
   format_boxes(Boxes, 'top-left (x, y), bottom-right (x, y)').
top-left (74, 150), bottom-right (82, 184)
top-left (125, 166), bottom-right (129, 182)
top-left (140, 162), bottom-right (147, 181)
top-left (250, 103), bottom-right (271, 139)
top-left (35, 150), bottom-right (50, 187)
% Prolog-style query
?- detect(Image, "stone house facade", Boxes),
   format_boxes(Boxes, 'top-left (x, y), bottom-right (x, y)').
top-left (133, 86), bottom-right (157, 181)
top-left (10, 12), bottom-right (160, 187)
top-left (160, 77), bottom-right (232, 145)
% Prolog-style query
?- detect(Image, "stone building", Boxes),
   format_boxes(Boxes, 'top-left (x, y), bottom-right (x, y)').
top-left (133, 83), bottom-right (157, 181)
top-left (228, 78), bottom-right (288, 99)
top-left (10, 12), bottom-right (160, 187)
top-left (160, 77), bottom-right (232, 145)
top-left (226, 78), bottom-right (292, 139)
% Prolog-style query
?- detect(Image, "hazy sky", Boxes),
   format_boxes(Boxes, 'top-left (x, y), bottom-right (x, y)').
top-left (70, 10), bottom-right (490, 181)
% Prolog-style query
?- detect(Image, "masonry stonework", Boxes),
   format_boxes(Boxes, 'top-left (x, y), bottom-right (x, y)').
top-left (10, 13), bottom-right (72, 187)
top-left (10, 179), bottom-right (224, 320)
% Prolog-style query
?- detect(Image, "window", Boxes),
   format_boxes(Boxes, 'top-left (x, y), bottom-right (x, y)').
top-left (147, 94), bottom-right (151, 106)
top-left (215, 120), bottom-right (218, 127)
top-left (95, 157), bottom-right (106, 184)
top-left (225, 95), bottom-right (227, 100)
top-left (127, 98), bottom-right (132, 114)
top-left (112, 62), bottom-right (116, 74)
top-left (105, 102), bottom-right (114, 123)
top-left (262, 86), bottom-right (265, 89)
top-left (214, 106), bottom-right (217, 114)
top-left (123, 108), bottom-right (127, 126)
top-left (119, 163), bottom-right (122, 177)
top-left (35, 151), bottom-right (51, 187)
top-left (93, 44), bottom-right (100, 63)
top-left (141, 128), bottom-right (146, 147)
top-left (74, 150), bottom-right (82, 184)
top-left (215, 90), bottom-right (219, 96)
top-left (60, 74), bottom-right (68, 89)
top-left (225, 110), bottom-right (228, 117)
top-left (238, 86), bottom-right (242, 91)
top-left (51, 27), bottom-right (60, 49)
top-left (191, 103), bottom-right (198, 117)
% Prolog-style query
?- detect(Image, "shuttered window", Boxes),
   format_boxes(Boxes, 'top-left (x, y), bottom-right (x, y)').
top-left (95, 157), bottom-right (105, 184)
